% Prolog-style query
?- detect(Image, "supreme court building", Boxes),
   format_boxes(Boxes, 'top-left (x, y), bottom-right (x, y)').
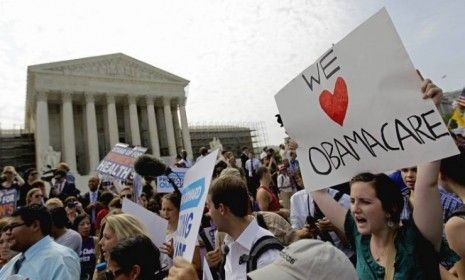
top-left (25, 53), bottom-right (192, 175)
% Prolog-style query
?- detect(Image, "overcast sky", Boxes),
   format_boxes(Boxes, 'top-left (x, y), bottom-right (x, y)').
top-left (1, 0), bottom-right (464, 145)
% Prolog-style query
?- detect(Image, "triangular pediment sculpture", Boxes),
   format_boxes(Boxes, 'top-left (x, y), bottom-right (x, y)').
top-left (29, 53), bottom-right (188, 84)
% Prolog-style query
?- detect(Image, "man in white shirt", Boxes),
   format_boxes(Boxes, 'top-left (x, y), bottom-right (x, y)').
top-left (245, 151), bottom-right (261, 199)
top-left (49, 207), bottom-right (82, 255)
top-left (206, 175), bottom-right (280, 280)
top-left (290, 187), bottom-right (353, 259)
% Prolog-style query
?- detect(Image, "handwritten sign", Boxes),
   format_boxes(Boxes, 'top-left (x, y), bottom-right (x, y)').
top-left (96, 143), bottom-right (147, 180)
top-left (156, 167), bottom-right (188, 193)
top-left (173, 150), bottom-right (218, 262)
top-left (275, 8), bottom-right (459, 190)
top-left (122, 198), bottom-right (168, 247)
top-left (0, 189), bottom-right (17, 217)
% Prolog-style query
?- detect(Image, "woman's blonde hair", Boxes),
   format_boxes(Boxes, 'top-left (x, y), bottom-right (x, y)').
top-left (104, 213), bottom-right (147, 241)
top-left (45, 197), bottom-right (64, 209)
top-left (26, 188), bottom-right (42, 205)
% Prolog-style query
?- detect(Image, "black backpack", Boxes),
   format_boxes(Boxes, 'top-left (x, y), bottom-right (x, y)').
top-left (218, 235), bottom-right (283, 279)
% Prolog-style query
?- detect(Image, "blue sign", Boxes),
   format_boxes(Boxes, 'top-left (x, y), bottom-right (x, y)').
top-left (180, 178), bottom-right (205, 211)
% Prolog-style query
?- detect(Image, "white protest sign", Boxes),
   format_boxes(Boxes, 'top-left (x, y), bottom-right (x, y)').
top-left (122, 198), bottom-right (168, 248)
top-left (173, 150), bottom-right (219, 262)
top-left (275, 8), bottom-right (459, 190)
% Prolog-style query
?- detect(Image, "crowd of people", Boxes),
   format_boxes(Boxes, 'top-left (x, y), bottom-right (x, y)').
top-left (0, 78), bottom-right (464, 279)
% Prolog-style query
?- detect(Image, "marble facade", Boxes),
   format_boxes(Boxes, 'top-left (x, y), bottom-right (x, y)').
top-left (25, 53), bottom-right (192, 175)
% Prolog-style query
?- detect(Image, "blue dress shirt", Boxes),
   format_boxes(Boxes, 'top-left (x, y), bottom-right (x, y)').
top-left (0, 235), bottom-right (80, 280)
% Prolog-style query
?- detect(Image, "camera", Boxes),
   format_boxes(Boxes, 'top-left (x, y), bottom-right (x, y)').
top-left (67, 201), bottom-right (77, 208)
top-left (41, 166), bottom-right (57, 182)
top-left (305, 215), bottom-right (319, 230)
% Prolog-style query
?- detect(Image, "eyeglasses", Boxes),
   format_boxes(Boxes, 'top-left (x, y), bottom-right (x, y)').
top-left (4, 223), bottom-right (26, 232)
top-left (104, 269), bottom-right (124, 280)
top-left (120, 194), bottom-right (132, 199)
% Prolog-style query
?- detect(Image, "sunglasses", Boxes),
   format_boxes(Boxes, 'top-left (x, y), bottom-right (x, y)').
top-left (33, 194), bottom-right (44, 198)
top-left (104, 269), bottom-right (124, 280)
top-left (120, 194), bottom-right (133, 199)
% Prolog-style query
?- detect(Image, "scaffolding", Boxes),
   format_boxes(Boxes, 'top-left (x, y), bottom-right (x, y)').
top-left (188, 121), bottom-right (268, 157)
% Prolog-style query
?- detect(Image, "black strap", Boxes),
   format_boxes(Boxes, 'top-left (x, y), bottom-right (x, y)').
top-left (243, 235), bottom-right (284, 273)
top-left (255, 213), bottom-right (268, 230)
top-left (218, 245), bottom-right (229, 280)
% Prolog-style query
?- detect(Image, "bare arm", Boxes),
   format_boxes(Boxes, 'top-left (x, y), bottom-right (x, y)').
top-left (15, 173), bottom-right (25, 186)
top-left (311, 190), bottom-right (347, 232)
top-left (445, 217), bottom-right (465, 258)
top-left (412, 78), bottom-right (445, 251)
top-left (412, 161), bottom-right (443, 251)
top-left (256, 189), bottom-right (270, 211)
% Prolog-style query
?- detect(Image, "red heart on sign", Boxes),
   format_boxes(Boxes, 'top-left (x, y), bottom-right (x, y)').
top-left (319, 77), bottom-right (349, 126)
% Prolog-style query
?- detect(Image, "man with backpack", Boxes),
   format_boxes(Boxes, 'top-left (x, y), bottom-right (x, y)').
top-left (206, 175), bottom-right (282, 280)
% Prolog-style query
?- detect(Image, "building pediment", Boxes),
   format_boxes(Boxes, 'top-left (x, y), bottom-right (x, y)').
top-left (28, 53), bottom-right (188, 85)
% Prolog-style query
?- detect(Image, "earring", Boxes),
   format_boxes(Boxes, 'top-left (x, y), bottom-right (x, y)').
top-left (387, 220), bottom-right (395, 228)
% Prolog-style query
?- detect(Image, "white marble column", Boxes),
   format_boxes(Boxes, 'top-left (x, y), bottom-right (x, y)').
top-left (35, 91), bottom-right (50, 171)
top-left (171, 103), bottom-right (182, 151)
top-left (85, 93), bottom-right (100, 172)
top-left (128, 95), bottom-right (141, 146)
top-left (179, 97), bottom-right (193, 157)
top-left (146, 96), bottom-right (160, 157)
top-left (163, 97), bottom-right (177, 156)
top-left (61, 92), bottom-right (77, 170)
top-left (106, 95), bottom-right (119, 147)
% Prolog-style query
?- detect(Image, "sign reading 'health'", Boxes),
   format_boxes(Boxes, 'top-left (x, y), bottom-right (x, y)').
top-left (275, 8), bottom-right (459, 190)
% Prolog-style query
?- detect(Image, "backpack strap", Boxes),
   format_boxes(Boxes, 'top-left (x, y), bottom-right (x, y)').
top-left (240, 235), bottom-right (284, 273)
top-left (255, 213), bottom-right (269, 230)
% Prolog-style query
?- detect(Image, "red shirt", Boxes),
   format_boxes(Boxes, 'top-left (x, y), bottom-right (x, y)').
top-left (258, 186), bottom-right (281, 211)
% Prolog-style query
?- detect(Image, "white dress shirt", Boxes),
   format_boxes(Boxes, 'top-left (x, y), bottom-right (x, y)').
top-left (223, 218), bottom-right (280, 280)
top-left (245, 158), bottom-right (261, 177)
top-left (277, 174), bottom-right (292, 193)
top-left (289, 188), bottom-right (353, 257)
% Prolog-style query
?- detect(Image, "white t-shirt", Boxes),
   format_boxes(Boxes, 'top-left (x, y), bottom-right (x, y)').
top-left (55, 228), bottom-right (82, 255)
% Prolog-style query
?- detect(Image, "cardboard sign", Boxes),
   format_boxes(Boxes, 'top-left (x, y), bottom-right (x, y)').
top-left (173, 150), bottom-right (218, 262)
top-left (95, 143), bottom-right (147, 180)
top-left (275, 8), bottom-right (459, 190)
top-left (122, 198), bottom-right (168, 248)
top-left (156, 167), bottom-right (188, 193)
top-left (0, 189), bottom-right (17, 217)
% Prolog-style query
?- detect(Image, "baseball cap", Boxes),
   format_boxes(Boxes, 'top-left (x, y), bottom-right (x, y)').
top-left (247, 239), bottom-right (358, 280)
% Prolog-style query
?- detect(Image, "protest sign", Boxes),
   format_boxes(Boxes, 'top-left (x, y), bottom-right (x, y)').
top-left (173, 150), bottom-right (218, 262)
top-left (275, 8), bottom-right (459, 190)
top-left (122, 198), bottom-right (168, 247)
top-left (156, 167), bottom-right (188, 193)
top-left (0, 189), bottom-right (17, 217)
top-left (95, 143), bottom-right (147, 180)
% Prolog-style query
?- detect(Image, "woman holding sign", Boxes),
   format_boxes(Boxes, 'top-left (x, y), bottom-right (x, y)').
top-left (159, 193), bottom-right (202, 277)
top-left (311, 79), bottom-right (444, 280)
